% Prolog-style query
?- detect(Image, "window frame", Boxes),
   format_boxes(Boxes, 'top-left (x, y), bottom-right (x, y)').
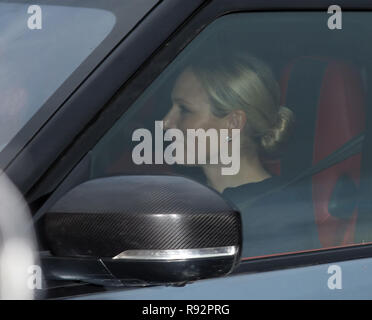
top-left (0, 0), bottom-right (161, 179)
top-left (4, 0), bottom-right (204, 195)
top-left (18, 0), bottom-right (372, 292)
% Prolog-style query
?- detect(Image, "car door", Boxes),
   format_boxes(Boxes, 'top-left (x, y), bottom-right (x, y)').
top-left (3, 0), bottom-right (372, 299)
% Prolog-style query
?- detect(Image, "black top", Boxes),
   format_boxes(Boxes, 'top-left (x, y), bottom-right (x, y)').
top-left (222, 176), bottom-right (321, 258)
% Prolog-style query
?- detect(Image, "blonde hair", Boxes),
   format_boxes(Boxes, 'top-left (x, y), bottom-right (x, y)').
top-left (189, 53), bottom-right (294, 156)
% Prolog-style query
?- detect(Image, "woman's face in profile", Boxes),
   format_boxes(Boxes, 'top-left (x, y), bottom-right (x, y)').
top-left (163, 68), bottom-right (225, 133)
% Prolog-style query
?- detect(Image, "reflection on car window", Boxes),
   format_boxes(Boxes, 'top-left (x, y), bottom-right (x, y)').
top-left (90, 12), bottom-right (371, 259)
top-left (0, 2), bottom-right (115, 150)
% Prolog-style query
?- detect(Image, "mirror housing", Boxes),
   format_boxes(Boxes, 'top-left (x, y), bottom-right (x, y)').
top-left (43, 175), bottom-right (242, 286)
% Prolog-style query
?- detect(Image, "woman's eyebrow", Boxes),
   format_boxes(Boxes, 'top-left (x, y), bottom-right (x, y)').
top-left (172, 97), bottom-right (191, 105)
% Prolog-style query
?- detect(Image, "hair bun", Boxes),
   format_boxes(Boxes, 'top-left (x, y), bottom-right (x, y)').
top-left (260, 106), bottom-right (295, 156)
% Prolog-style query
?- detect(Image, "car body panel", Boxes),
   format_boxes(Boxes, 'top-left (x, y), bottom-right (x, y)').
top-left (71, 257), bottom-right (372, 300)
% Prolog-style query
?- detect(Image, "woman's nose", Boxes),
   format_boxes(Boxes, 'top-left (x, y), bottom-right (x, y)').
top-left (163, 108), bottom-right (177, 130)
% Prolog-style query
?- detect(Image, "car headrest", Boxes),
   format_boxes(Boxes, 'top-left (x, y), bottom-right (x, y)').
top-left (279, 56), bottom-right (365, 176)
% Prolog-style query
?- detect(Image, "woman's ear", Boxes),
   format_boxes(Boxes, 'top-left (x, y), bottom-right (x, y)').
top-left (224, 109), bottom-right (247, 130)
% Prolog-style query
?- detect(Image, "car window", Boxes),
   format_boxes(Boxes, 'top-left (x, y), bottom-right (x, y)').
top-left (0, 0), bottom-right (159, 154)
top-left (88, 12), bottom-right (372, 259)
top-left (0, 2), bottom-right (115, 151)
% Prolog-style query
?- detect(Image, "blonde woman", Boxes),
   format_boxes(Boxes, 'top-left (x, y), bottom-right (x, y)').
top-left (163, 52), bottom-right (294, 193)
top-left (163, 52), bottom-right (320, 256)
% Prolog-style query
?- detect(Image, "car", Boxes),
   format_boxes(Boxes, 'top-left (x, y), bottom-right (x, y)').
top-left (1, 0), bottom-right (372, 300)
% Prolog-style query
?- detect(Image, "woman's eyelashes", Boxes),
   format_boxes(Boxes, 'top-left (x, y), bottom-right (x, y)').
top-left (178, 104), bottom-right (191, 115)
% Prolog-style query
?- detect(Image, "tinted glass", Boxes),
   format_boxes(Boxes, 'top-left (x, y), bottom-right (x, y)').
top-left (0, 2), bottom-right (116, 150)
top-left (89, 12), bottom-right (372, 259)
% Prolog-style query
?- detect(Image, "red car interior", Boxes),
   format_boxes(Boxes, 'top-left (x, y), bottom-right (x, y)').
top-left (279, 57), bottom-right (366, 247)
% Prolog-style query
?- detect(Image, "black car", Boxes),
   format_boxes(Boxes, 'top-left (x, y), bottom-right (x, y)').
top-left (1, 0), bottom-right (372, 299)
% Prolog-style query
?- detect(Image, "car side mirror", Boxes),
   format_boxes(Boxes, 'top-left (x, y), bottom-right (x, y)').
top-left (42, 175), bottom-right (242, 287)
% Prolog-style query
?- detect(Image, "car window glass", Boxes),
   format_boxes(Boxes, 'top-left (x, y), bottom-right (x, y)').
top-left (89, 12), bottom-right (372, 259)
top-left (0, 2), bottom-right (116, 151)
